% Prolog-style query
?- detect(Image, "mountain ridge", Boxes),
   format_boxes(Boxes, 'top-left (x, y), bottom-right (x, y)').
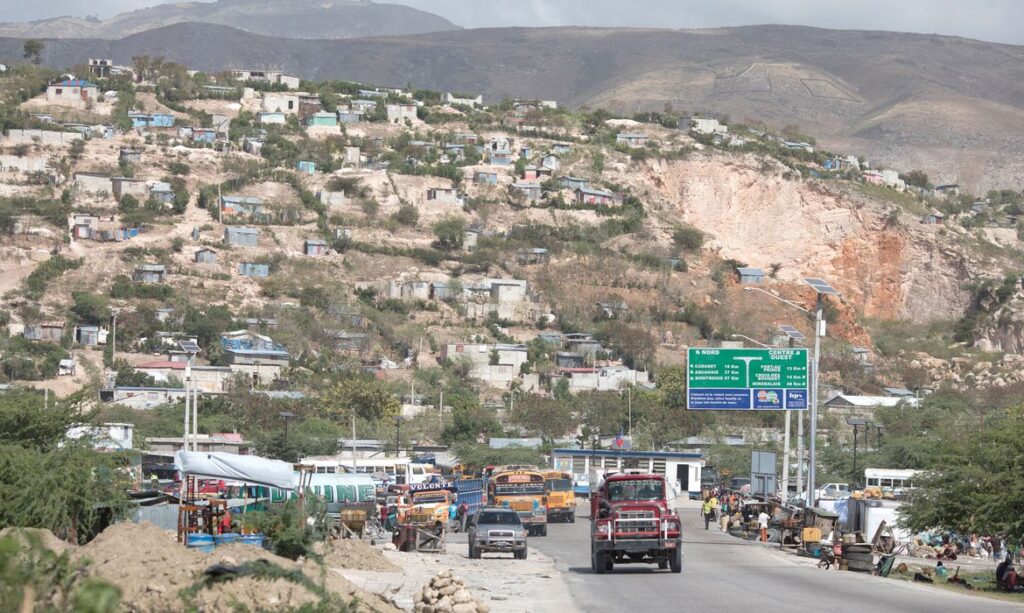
top-left (1, 21), bottom-right (1022, 190)
top-left (0, 0), bottom-right (460, 40)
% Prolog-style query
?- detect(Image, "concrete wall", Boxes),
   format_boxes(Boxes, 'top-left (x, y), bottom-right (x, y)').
top-left (3, 129), bottom-right (82, 145)
top-left (0, 155), bottom-right (48, 173)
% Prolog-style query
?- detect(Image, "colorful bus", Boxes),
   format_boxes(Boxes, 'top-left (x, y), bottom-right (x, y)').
top-left (488, 469), bottom-right (548, 536)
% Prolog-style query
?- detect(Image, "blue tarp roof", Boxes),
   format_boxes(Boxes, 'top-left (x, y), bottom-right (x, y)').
top-left (220, 331), bottom-right (289, 358)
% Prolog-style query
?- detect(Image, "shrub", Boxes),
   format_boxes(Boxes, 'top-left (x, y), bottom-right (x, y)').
top-left (672, 224), bottom-right (705, 251)
top-left (432, 216), bottom-right (465, 251)
top-left (392, 203), bottom-right (419, 227)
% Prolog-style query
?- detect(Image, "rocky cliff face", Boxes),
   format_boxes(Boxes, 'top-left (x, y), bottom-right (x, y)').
top-left (617, 154), bottom-right (976, 322)
top-left (974, 286), bottom-right (1024, 353)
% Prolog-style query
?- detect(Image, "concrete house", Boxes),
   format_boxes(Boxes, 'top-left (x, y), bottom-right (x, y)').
top-left (510, 182), bottom-right (542, 202)
top-left (559, 176), bottom-right (589, 191)
top-left (556, 352), bottom-right (587, 369)
top-left (148, 181), bottom-right (175, 206)
top-left (575, 187), bottom-right (616, 206)
top-left (317, 190), bottom-right (345, 207)
top-left (782, 141), bottom-right (815, 154)
top-left (522, 165), bottom-right (540, 181)
top-left (262, 93), bottom-right (300, 115)
top-left (440, 343), bottom-right (529, 386)
top-left (386, 104), bottom-right (417, 123)
top-left (239, 262), bottom-right (270, 277)
top-left (474, 171), bottom-right (499, 185)
top-left (616, 133), bottom-right (648, 147)
top-left (134, 264), bottom-right (167, 284)
top-left (427, 187), bottom-right (461, 205)
top-left (306, 111), bottom-right (337, 127)
top-left (194, 248), bottom-right (217, 264)
top-left (74, 172), bottom-right (113, 195)
top-left (304, 238), bottom-right (328, 256)
top-left (552, 143), bottom-right (572, 154)
top-left (118, 148), bottom-right (142, 165)
top-left (220, 330), bottom-right (290, 382)
top-left (258, 111), bottom-right (286, 125)
top-left (349, 100), bottom-right (378, 113)
top-left (128, 111), bottom-right (174, 128)
top-left (225, 226), bottom-right (260, 247)
top-left (46, 79), bottom-right (99, 105)
top-left (736, 267), bottom-right (766, 285)
top-left (541, 154), bottom-right (561, 171)
top-left (691, 118), bottom-right (728, 135)
top-left (463, 226), bottom-right (481, 252)
top-left (455, 132), bottom-right (480, 144)
top-left (487, 279), bottom-right (529, 303)
top-left (343, 146), bottom-right (361, 165)
top-left (443, 92), bottom-right (483, 107)
top-left (111, 177), bottom-right (150, 201)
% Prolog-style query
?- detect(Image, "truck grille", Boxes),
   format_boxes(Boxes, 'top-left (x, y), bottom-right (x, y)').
top-left (615, 510), bottom-right (658, 534)
top-left (510, 501), bottom-right (533, 512)
top-left (488, 530), bottom-right (514, 538)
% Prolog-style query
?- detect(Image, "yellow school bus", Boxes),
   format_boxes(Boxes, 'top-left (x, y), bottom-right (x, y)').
top-left (488, 469), bottom-right (548, 536)
top-left (543, 469), bottom-right (576, 523)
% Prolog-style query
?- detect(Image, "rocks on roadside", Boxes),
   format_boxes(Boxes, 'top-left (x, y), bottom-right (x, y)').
top-left (413, 570), bottom-right (489, 613)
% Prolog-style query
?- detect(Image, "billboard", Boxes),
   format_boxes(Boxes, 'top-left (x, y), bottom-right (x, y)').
top-left (687, 347), bottom-right (809, 410)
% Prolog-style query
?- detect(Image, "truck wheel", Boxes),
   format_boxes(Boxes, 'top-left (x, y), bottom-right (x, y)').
top-left (658, 559), bottom-right (669, 570)
top-left (594, 551), bottom-right (608, 574)
top-left (670, 547), bottom-right (682, 573)
top-left (569, 513), bottom-right (575, 523)
top-left (515, 547), bottom-right (528, 560)
top-left (539, 525), bottom-right (547, 537)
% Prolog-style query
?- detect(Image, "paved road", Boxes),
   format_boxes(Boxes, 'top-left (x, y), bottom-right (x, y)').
top-left (530, 502), bottom-right (1023, 613)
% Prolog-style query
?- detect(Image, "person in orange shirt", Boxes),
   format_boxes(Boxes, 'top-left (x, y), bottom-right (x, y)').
top-left (219, 508), bottom-right (233, 534)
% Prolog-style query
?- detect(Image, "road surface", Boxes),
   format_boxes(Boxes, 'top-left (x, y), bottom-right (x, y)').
top-left (529, 501), bottom-right (1022, 613)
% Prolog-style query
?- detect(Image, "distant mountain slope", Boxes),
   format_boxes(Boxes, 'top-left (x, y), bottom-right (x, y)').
top-left (2, 22), bottom-right (1022, 189)
top-left (0, 0), bottom-right (459, 40)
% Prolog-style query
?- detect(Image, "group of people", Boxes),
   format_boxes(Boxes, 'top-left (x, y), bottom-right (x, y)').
top-left (700, 491), bottom-right (774, 542)
top-left (917, 531), bottom-right (1019, 562)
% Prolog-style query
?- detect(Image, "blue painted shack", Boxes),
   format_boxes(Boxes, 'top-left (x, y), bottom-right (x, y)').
top-left (736, 267), bottom-right (766, 285)
top-left (239, 262), bottom-right (270, 278)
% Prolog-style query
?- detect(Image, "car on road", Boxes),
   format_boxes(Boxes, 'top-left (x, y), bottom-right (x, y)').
top-left (468, 507), bottom-right (528, 560)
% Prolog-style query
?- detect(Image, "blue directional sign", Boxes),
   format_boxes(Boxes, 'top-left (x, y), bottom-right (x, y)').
top-left (687, 347), bottom-right (809, 410)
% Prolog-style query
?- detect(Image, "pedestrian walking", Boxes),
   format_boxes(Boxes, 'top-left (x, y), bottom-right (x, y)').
top-left (758, 509), bottom-right (770, 543)
top-left (701, 495), bottom-right (718, 530)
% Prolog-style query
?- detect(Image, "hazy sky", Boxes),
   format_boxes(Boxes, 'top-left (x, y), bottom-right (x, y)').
top-left (5, 0), bottom-right (1023, 45)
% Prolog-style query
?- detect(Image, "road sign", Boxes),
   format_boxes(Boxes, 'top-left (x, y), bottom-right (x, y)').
top-left (751, 451), bottom-right (777, 498)
top-left (686, 347), bottom-right (809, 410)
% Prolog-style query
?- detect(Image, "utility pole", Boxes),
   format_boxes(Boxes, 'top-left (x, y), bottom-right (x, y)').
top-left (351, 413), bottom-right (357, 471)
top-left (807, 298), bottom-right (824, 507)
top-left (782, 409), bottom-right (791, 500)
top-left (438, 387), bottom-right (444, 435)
top-left (627, 386), bottom-right (632, 439)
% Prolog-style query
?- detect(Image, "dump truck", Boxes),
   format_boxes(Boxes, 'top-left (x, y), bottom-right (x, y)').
top-left (590, 471), bottom-right (682, 573)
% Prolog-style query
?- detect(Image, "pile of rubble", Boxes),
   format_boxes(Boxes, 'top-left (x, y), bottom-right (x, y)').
top-left (413, 570), bottom-right (490, 613)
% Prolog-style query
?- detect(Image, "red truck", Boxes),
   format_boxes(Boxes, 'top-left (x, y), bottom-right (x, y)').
top-left (590, 472), bottom-right (682, 573)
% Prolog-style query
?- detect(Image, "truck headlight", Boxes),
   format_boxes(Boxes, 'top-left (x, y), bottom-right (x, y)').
top-left (515, 530), bottom-right (526, 539)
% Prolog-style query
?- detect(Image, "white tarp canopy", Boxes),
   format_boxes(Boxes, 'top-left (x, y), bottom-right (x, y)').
top-left (174, 451), bottom-right (295, 490)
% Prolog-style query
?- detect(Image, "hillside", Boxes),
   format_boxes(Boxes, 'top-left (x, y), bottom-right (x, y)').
top-left (0, 0), bottom-right (459, 40)
top-left (2, 23), bottom-right (1021, 191)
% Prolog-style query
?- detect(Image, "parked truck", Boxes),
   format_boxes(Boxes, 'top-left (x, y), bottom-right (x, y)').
top-left (590, 471), bottom-right (682, 573)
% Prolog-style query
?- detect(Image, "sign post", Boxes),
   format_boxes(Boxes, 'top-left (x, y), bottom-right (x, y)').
top-left (686, 348), bottom-right (809, 411)
top-left (750, 450), bottom-right (777, 499)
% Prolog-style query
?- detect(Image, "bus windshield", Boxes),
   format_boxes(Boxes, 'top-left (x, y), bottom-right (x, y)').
top-left (494, 483), bottom-right (544, 496)
top-left (545, 478), bottom-right (573, 492)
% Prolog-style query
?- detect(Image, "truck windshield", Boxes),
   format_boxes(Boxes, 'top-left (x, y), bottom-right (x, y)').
top-left (477, 512), bottom-right (522, 525)
top-left (413, 492), bottom-right (448, 504)
top-left (545, 479), bottom-right (573, 492)
top-left (607, 479), bottom-right (663, 501)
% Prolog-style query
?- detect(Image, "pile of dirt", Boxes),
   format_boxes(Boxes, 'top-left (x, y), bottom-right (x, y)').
top-left (413, 570), bottom-right (489, 613)
top-left (0, 527), bottom-right (74, 554)
top-left (75, 522), bottom-right (203, 611)
top-left (319, 538), bottom-right (400, 572)
top-left (72, 522), bottom-right (402, 611)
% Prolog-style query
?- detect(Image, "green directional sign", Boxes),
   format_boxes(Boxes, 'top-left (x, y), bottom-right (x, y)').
top-left (687, 347), bottom-right (809, 410)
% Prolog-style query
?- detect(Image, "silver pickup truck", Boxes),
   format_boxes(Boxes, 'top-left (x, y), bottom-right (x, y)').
top-left (468, 507), bottom-right (528, 560)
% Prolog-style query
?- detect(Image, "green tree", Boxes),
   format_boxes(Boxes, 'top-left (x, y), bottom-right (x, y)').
top-left (509, 395), bottom-right (575, 439)
top-left (432, 216), bottom-right (465, 251)
top-left (71, 292), bottom-right (110, 324)
top-left (322, 377), bottom-right (400, 422)
top-left (22, 40), bottom-right (43, 65)
top-left (442, 394), bottom-right (500, 444)
top-left (902, 170), bottom-right (931, 190)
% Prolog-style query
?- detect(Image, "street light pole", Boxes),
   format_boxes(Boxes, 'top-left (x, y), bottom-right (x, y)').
top-left (807, 300), bottom-right (823, 507)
